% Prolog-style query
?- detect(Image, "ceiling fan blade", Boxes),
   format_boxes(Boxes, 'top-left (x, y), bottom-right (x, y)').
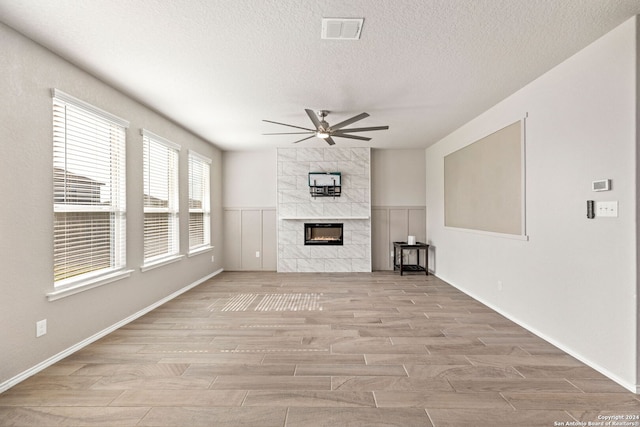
top-left (305, 109), bottom-right (322, 130)
top-left (263, 131), bottom-right (314, 135)
top-left (333, 125), bottom-right (389, 133)
top-left (330, 112), bottom-right (370, 130)
top-left (331, 133), bottom-right (371, 141)
top-left (263, 119), bottom-right (315, 132)
top-left (325, 136), bottom-right (336, 146)
top-left (292, 135), bottom-right (317, 144)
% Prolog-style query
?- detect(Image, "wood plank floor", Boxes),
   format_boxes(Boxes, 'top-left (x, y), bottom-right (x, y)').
top-left (1, 271), bottom-right (639, 426)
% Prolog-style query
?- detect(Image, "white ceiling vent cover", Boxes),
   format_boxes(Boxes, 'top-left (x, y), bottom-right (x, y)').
top-left (321, 18), bottom-right (364, 40)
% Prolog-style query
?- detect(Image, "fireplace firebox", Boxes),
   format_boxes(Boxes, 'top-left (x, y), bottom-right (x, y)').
top-left (304, 223), bottom-right (343, 245)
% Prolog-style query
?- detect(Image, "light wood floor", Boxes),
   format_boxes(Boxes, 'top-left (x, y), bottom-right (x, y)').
top-left (1, 271), bottom-right (639, 426)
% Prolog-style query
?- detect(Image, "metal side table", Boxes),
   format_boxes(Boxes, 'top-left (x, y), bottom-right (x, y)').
top-left (393, 241), bottom-right (429, 276)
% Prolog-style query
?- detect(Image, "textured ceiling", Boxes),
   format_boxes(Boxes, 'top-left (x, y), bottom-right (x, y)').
top-left (1, 0), bottom-right (639, 151)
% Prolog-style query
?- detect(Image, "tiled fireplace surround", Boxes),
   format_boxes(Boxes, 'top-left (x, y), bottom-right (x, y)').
top-left (277, 147), bottom-right (371, 272)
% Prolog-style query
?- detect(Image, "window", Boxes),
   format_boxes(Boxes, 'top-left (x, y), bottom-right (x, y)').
top-left (188, 151), bottom-right (211, 252)
top-left (52, 89), bottom-right (128, 287)
top-left (142, 130), bottom-right (180, 265)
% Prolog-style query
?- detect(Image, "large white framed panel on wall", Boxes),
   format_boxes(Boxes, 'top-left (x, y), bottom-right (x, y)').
top-left (444, 119), bottom-right (526, 237)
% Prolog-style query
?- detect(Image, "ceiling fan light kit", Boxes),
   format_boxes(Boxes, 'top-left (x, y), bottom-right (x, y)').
top-left (263, 109), bottom-right (389, 146)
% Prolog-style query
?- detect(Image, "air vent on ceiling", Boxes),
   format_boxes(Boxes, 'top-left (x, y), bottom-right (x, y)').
top-left (321, 18), bottom-right (364, 40)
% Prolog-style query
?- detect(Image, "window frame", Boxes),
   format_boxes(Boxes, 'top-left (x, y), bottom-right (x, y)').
top-left (141, 129), bottom-right (182, 270)
top-left (188, 150), bottom-right (212, 254)
top-left (50, 89), bottom-right (132, 300)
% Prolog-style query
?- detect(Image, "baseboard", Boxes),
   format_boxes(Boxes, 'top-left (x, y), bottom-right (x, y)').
top-left (434, 273), bottom-right (638, 394)
top-left (0, 268), bottom-right (223, 394)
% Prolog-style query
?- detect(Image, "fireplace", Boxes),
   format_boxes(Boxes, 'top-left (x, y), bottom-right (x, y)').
top-left (304, 223), bottom-right (343, 245)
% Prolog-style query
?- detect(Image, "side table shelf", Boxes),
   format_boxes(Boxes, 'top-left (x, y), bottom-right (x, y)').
top-left (393, 242), bottom-right (429, 276)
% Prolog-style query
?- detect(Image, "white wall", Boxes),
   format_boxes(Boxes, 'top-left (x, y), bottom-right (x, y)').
top-left (0, 23), bottom-right (223, 389)
top-left (425, 17), bottom-right (638, 390)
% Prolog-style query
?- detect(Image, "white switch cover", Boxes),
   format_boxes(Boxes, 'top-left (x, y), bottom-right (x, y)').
top-left (36, 319), bottom-right (47, 337)
top-left (255, 251), bottom-right (260, 258)
top-left (596, 201), bottom-right (618, 217)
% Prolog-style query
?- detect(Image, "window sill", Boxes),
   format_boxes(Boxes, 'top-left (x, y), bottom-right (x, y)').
top-left (47, 269), bottom-right (134, 301)
top-left (188, 245), bottom-right (213, 257)
top-left (140, 254), bottom-right (184, 272)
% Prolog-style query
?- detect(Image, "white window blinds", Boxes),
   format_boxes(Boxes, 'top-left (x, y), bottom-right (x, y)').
top-left (52, 89), bottom-right (128, 286)
top-left (188, 151), bottom-right (211, 251)
top-left (142, 130), bottom-right (180, 262)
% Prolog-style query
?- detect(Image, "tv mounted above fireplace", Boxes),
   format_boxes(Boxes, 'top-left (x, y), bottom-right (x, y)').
top-left (308, 172), bottom-right (341, 198)
top-left (304, 223), bottom-right (343, 245)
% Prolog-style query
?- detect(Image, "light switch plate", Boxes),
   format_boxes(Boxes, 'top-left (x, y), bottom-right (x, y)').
top-left (36, 319), bottom-right (47, 337)
top-left (596, 201), bottom-right (618, 217)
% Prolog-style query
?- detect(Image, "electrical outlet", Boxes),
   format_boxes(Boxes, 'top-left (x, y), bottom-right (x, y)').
top-left (497, 281), bottom-right (503, 291)
top-left (36, 319), bottom-right (47, 337)
top-left (211, 255), bottom-right (215, 263)
top-left (255, 251), bottom-right (260, 258)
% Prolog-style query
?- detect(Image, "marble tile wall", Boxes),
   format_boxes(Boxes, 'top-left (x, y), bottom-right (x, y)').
top-left (277, 147), bottom-right (371, 272)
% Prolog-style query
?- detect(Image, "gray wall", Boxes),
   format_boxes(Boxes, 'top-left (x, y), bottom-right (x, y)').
top-left (372, 207), bottom-right (426, 270)
top-left (222, 148), bottom-right (427, 271)
top-left (222, 150), bottom-right (277, 208)
top-left (0, 23), bottom-right (223, 389)
top-left (425, 16), bottom-right (638, 391)
top-left (223, 208), bottom-right (277, 271)
top-left (372, 149), bottom-right (426, 206)
top-left (371, 149), bottom-right (427, 270)
top-left (221, 150), bottom-right (277, 270)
